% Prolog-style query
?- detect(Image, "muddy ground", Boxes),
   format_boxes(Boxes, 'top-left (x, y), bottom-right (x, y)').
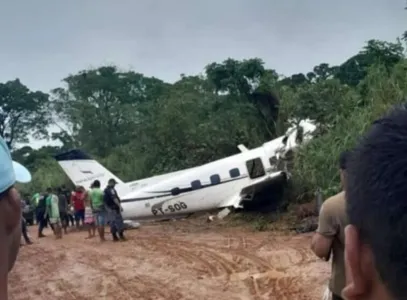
top-left (9, 218), bottom-right (330, 300)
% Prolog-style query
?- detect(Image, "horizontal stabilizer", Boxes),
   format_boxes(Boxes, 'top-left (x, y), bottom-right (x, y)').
top-left (54, 149), bottom-right (124, 190)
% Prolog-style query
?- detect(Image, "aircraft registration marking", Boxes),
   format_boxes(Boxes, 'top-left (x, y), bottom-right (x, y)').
top-left (152, 202), bottom-right (188, 216)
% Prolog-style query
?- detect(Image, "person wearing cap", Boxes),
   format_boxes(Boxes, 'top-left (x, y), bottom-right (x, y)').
top-left (103, 178), bottom-right (126, 242)
top-left (0, 136), bottom-right (32, 300)
top-left (311, 150), bottom-right (351, 300)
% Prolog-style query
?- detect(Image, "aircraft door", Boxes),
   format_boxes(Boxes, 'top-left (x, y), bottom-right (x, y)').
top-left (245, 157), bottom-right (266, 180)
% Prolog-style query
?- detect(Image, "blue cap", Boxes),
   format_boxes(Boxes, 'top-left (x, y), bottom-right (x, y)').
top-left (0, 137), bottom-right (31, 193)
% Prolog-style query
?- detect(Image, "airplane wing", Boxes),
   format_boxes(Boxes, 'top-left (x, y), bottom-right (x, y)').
top-left (237, 144), bottom-right (249, 152)
top-left (219, 171), bottom-right (287, 208)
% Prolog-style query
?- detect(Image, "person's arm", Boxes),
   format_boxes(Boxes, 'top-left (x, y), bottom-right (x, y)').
top-left (311, 200), bottom-right (337, 260)
top-left (63, 195), bottom-right (68, 212)
top-left (44, 197), bottom-right (50, 217)
top-left (109, 189), bottom-right (122, 211)
top-left (113, 195), bottom-right (121, 210)
top-left (67, 193), bottom-right (73, 213)
top-left (70, 193), bottom-right (75, 211)
top-left (88, 192), bottom-right (93, 210)
top-left (103, 190), bottom-right (108, 206)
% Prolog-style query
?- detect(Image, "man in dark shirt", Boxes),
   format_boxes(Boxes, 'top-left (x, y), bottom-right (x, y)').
top-left (21, 199), bottom-right (33, 245)
top-left (36, 193), bottom-right (47, 237)
top-left (57, 187), bottom-right (69, 234)
top-left (61, 185), bottom-right (75, 227)
top-left (104, 178), bottom-right (126, 242)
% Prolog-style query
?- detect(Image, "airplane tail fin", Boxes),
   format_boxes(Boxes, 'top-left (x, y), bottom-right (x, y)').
top-left (54, 149), bottom-right (124, 190)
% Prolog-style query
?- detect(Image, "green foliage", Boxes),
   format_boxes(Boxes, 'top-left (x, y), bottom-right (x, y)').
top-left (2, 35), bottom-right (407, 203)
top-left (17, 158), bottom-right (72, 197)
top-left (0, 79), bottom-right (50, 148)
top-left (293, 60), bottom-right (407, 200)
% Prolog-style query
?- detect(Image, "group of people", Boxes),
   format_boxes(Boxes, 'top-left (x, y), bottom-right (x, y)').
top-left (22, 178), bottom-right (127, 243)
top-left (2, 104), bottom-right (407, 300)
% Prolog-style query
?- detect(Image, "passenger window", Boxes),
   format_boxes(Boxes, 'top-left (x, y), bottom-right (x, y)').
top-left (171, 187), bottom-right (180, 196)
top-left (210, 174), bottom-right (221, 185)
top-left (191, 180), bottom-right (202, 189)
top-left (246, 158), bottom-right (266, 179)
top-left (229, 168), bottom-right (240, 178)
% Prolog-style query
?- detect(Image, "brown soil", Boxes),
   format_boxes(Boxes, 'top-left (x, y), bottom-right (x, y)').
top-left (9, 219), bottom-right (330, 300)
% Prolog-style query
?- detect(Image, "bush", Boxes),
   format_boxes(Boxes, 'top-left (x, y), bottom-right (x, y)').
top-left (291, 60), bottom-right (407, 201)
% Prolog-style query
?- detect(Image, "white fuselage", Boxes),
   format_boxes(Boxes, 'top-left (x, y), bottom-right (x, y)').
top-left (55, 119), bottom-right (317, 221)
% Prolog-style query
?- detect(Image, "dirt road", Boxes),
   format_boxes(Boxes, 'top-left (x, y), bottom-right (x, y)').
top-left (9, 220), bottom-right (329, 300)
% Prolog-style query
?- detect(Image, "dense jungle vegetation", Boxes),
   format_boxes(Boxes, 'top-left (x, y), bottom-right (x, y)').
top-left (2, 34), bottom-right (407, 203)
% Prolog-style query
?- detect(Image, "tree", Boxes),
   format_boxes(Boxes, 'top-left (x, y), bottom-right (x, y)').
top-left (279, 73), bottom-right (309, 87)
top-left (403, 4), bottom-right (407, 42)
top-left (205, 58), bottom-right (267, 96)
top-left (335, 39), bottom-right (404, 86)
top-left (12, 145), bottom-right (62, 172)
top-left (205, 58), bottom-right (280, 138)
top-left (5, 38), bottom-right (406, 205)
top-left (51, 66), bottom-right (169, 157)
top-left (0, 79), bottom-right (50, 148)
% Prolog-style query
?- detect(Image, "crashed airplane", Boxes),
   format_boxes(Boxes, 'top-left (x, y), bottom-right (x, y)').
top-left (54, 119), bottom-right (317, 221)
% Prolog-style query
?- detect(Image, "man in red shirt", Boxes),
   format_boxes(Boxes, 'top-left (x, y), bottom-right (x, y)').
top-left (71, 186), bottom-right (86, 229)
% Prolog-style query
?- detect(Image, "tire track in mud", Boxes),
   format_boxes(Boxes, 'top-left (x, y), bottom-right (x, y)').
top-left (218, 236), bottom-right (318, 299)
top-left (139, 234), bottom-right (308, 273)
top-left (10, 243), bottom-right (89, 300)
top-left (13, 241), bottom-right (149, 300)
top-left (126, 235), bottom-right (237, 278)
top-left (130, 236), bottom-right (241, 277)
top-left (10, 226), bottom-right (328, 300)
top-left (129, 232), bottom-right (319, 299)
top-left (128, 236), bottom-right (281, 299)
top-left (44, 280), bottom-right (90, 300)
top-left (64, 242), bottom-right (184, 300)
top-left (143, 233), bottom-right (310, 268)
top-left (75, 256), bottom-right (162, 299)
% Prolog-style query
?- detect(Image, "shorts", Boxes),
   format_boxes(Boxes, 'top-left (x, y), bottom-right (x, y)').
top-left (93, 211), bottom-right (106, 226)
top-left (74, 209), bottom-right (85, 221)
top-left (49, 217), bottom-right (61, 225)
top-left (84, 215), bottom-right (95, 225)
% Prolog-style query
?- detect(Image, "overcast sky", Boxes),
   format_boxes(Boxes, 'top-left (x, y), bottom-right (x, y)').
top-left (0, 0), bottom-right (405, 148)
